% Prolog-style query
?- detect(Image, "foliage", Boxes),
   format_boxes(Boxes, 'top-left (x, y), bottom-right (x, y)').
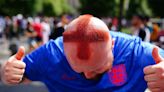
top-left (0, 0), bottom-right (163, 18)
top-left (126, 0), bottom-right (152, 18)
top-left (0, 0), bottom-right (74, 16)
top-left (148, 0), bottom-right (164, 18)
top-left (79, 0), bottom-right (153, 18)
top-left (79, 0), bottom-right (118, 17)
top-left (0, 0), bottom-right (35, 16)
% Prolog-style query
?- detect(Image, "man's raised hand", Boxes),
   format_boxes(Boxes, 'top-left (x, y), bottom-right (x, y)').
top-left (144, 46), bottom-right (164, 92)
top-left (1, 46), bottom-right (26, 84)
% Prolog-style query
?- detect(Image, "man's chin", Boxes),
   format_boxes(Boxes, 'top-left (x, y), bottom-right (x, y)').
top-left (85, 74), bottom-right (103, 81)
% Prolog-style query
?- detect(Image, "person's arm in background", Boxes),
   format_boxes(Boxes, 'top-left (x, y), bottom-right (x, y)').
top-left (1, 46), bottom-right (31, 84)
top-left (144, 46), bottom-right (164, 92)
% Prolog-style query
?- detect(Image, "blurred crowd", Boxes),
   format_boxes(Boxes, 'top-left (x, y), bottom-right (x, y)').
top-left (0, 14), bottom-right (72, 54)
top-left (103, 15), bottom-right (164, 49)
top-left (0, 14), bottom-right (163, 56)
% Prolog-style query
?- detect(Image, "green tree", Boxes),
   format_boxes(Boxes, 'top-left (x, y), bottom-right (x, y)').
top-left (126, 0), bottom-right (152, 18)
top-left (148, 0), bottom-right (164, 18)
top-left (79, 0), bottom-right (152, 18)
top-left (0, 0), bottom-right (74, 16)
top-left (35, 0), bottom-right (74, 16)
top-left (0, 0), bottom-right (35, 16)
top-left (79, 0), bottom-right (118, 17)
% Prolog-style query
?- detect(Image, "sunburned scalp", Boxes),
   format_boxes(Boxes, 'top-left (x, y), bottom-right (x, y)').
top-left (63, 14), bottom-right (109, 60)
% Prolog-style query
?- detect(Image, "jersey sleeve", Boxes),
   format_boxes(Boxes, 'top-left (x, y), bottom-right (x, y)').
top-left (23, 45), bottom-right (49, 81)
top-left (133, 42), bottom-right (164, 68)
top-left (23, 40), bottom-right (61, 81)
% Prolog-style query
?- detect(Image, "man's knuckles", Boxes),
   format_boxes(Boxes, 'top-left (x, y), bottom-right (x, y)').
top-left (5, 68), bottom-right (25, 76)
top-left (143, 67), bottom-right (149, 74)
top-left (16, 69), bottom-right (25, 75)
top-left (149, 88), bottom-right (161, 92)
top-left (6, 60), bottom-right (26, 69)
top-left (8, 79), bottom-right (22, 84)
top-left (4, 66), bottom-right (25, 82)
top-left (154, 66), bottom-right (164, 78)
top-left (10, 75), bottom-right (23, 80)
top-left (5, 74), bottom-right (23, 83)
top-left (12, 68), bottom-right (25, 75)
top-left (147, 82), bottom-right (160, 88)
top-left (13, 61), bottom-right (26, 69)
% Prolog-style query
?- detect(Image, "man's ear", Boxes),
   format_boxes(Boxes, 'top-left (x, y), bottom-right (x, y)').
top-left (111, 39), bottom-right (115, 49)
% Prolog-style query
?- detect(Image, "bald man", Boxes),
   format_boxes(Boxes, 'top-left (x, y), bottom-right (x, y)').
top-left (1, 15), bottom-right (164, 92)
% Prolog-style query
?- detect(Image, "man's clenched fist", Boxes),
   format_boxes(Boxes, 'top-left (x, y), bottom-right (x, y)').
top-left (144, 47), bottom-right (164, 92)
top-left (1, 46), bottom-right (26, 84)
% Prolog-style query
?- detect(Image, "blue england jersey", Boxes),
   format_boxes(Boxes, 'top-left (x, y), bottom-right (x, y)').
top-left (23, 31), bottom-right (164, 92)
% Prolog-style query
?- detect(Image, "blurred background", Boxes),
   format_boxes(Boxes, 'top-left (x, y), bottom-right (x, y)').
top-left (0, 0), bottom-right (164, 92)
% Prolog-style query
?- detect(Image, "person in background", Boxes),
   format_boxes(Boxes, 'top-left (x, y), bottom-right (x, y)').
top-left (4, 16), bottom-right (19, 55)
top-left (107, 22), bottom-right (113, 31)
top-left (32, 18), bottom-right (43, 47)
top-left (41, 17), bottom-right (51, 44)
top-left (111, 17), bottom-right (118, 31)
top-left (49, 18), bottom-right (59, 40)
top-left (16, 14), bottom-right (24, 36)
top-left (150, 23), bottom-right (160, 42)
top-left (25, 21), bottom-right (38, 52)
top-left (54, 15), bottom-right (71, 39)
top-left (4, 16), bottom-right (12, 40)
top-left (0, 16), bottom-right (5, 43)
top-left (131, 15), bottom-right (151, 42)
top-left (143, 16), bottom-right (153, 33)
top-left (142, 16), bottom-right (160, 42)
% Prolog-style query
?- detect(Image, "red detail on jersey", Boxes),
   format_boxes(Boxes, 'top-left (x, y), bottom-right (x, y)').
top-left (108, 64), bottom-right (127, 86)
top-left (61, 74), bottom-right (76, 80)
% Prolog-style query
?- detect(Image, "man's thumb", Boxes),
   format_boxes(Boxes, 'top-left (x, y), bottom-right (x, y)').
top-left (152, 46), bottom-right (162, 63)
top-left (15, 46), bottom-right (25, 60)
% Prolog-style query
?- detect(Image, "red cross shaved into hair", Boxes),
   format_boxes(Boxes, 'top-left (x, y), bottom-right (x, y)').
top-left (63, 15), bottom-right (109, 60)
